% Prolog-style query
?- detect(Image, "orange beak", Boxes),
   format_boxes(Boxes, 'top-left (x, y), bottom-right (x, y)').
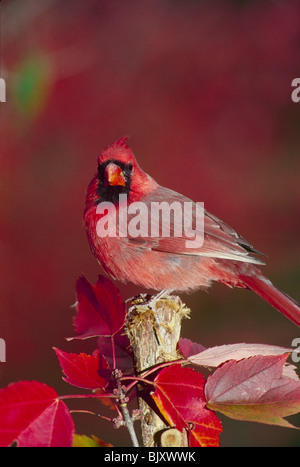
top-left (104, 163), bottom-right (126, 187)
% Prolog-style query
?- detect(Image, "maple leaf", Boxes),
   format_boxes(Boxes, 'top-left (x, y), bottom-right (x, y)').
top-left (187, 343), bottom-right (292, 368)
top-left (0, 381), bottom-right (74, 447)
top-left (152, 364), bottom-right (222, 447)
top-left (70, 275), bottom-right (126, 340)
top-left (205, 354), bottom-right (300, 428)
top-left (177, 337), bottom-right (206, 358)
top-left (54, 348), bottom-right (110, 390)
top-left (97, 328), bottom-right (133, 372)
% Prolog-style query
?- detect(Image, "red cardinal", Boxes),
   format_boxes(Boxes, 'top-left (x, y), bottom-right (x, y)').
top-left (84, 137), bottom-right (300, 327)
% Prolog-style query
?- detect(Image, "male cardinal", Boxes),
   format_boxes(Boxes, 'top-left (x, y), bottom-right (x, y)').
top-left (84, 137), bottom-right (300, 327)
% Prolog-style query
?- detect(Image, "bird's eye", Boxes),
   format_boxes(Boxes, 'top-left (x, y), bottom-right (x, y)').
top-left (128, 162), bottom-right (133, 172)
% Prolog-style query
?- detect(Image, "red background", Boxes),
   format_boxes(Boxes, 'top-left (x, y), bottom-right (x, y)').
top-left (1, 0), bottom-right (300, 446)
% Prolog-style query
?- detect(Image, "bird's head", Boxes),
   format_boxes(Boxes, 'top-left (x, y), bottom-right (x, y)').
top-left (95, 137), bottom-right (157, 204)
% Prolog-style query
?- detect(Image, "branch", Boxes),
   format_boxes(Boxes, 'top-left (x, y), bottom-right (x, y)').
top-left (119, 402), bottom-right (140, 448)
top-left (125, 295), bottom-right (190, 447)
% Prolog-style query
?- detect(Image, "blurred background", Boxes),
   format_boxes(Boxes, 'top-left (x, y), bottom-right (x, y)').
top-left (1, 0), bottom-right (300, 446)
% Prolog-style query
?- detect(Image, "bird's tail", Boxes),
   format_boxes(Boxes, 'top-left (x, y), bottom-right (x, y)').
top-left (240, 272), bottom-right (300, 327)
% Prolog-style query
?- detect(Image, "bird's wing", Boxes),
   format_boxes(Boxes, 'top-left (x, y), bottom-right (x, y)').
top-left (121, 186), bottom-right (265, 265)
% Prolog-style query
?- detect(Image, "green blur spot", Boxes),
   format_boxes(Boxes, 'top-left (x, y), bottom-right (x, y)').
top-left (12, 55), bottom-right (51, 118)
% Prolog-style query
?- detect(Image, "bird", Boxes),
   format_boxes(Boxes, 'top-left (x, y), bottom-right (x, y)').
top-left (84, 136), bottom-right (300, 327)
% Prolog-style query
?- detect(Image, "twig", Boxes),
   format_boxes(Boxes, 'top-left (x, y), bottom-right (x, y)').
top-left (113, 374), bottom-right (140, 447)
top-left (119, 402), bottom-right (139, 448)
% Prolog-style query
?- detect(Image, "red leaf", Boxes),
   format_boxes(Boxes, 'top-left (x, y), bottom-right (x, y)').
top-left (97, 329), bottom-right (133, 371)
top-left (0, 381), bottom-right (74, 447)
top-left (188, 343), bottom-right (292, 368)
top-left (205, 354), bottom-right (300, 427)
top-left (178, 338), bottom-right (206, 358)
top-left (54, 348), bottom-right (110, 390)
top-left (70, 275), bottom-right (126, 339)
top-left (152, 364), bottom-right (222, 447)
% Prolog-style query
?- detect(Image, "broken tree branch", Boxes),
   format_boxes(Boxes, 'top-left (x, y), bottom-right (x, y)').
top-left (125, 295), bottom-right (190, 447)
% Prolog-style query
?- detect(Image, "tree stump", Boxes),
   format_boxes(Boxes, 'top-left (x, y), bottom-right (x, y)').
top-left (125, 295), bottom-right (190, 447)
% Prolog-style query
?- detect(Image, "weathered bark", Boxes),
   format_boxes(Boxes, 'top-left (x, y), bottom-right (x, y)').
top-left (125, 295), bottom-right (190, 447)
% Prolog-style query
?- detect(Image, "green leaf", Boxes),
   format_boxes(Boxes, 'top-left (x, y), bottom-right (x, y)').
top-left (73, 434), bottom-right (113, 447)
